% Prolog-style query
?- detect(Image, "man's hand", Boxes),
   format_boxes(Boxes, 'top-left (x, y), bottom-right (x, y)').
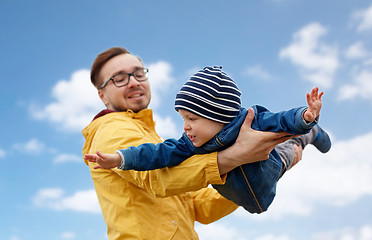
top-left (84, 151), bottom-right (122, 169)
top-left (217, 108), bottom-right (296, 175)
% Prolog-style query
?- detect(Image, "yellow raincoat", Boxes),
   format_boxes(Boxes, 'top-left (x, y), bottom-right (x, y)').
top-left (82, 109), bottom-right (238, 240)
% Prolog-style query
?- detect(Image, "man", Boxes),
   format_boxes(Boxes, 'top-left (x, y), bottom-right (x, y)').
top-left (82, 47), bottom-right (299, 239)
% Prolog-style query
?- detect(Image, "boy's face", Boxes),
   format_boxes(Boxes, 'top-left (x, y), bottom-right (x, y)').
top-left (178, 109), bottom-right (225, 147)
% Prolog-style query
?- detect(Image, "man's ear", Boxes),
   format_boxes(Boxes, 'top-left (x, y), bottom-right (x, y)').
top-left (98, 89), bottom-right (108, 107)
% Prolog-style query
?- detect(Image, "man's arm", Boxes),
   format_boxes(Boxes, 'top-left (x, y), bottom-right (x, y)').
top-left (86, 109), bottom-right (295, 197)
top-left (191, 188), bottom-right (238, 224)
top-left (217, 107), bottom-right (297, 175)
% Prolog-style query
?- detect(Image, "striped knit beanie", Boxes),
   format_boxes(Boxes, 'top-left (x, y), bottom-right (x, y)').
top-left (175, 66), bottom-right (241, 124)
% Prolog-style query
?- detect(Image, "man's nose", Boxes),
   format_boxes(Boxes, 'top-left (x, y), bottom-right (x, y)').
top-left (127, 75), bottom-right (140, 87)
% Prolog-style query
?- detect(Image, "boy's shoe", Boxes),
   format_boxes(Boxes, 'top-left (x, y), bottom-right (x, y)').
top-left (312, 125), bottom-right (331, 153)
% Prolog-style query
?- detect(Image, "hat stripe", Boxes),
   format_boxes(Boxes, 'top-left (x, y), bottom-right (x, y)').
top-left (175, 99), bottom-right (238, 118)
top-left (177, 90), bottom-right (240, 111)
top-left (174, 66), bottom-right (241, 124)
top-left (174, 102), bottom-right (236, 124)
top-left (175, 106), bottom-right (232, 124)
top-left (192, 74), bottom-right (242, 94)
top-left (176, 105), bottom-right (231, 124)
top-left (175, 95), bottom-right (240, 115)
top-left (196, 69), bottom-right (241, 88)
top-left (187, 78), bottom-right (241, 99)
top-left (196, 71), bottom-right (239, 85)
top-left (179, 84), bottom-right (240, 106)
top-left (175, 94), bottom-right (240, 122)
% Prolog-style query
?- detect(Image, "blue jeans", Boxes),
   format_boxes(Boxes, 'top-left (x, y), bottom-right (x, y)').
top-left (212, 150), bottom-right (283, 213)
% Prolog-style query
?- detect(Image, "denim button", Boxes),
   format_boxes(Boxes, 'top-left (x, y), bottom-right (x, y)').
top-left (172, 220), bottom-right (177, 226)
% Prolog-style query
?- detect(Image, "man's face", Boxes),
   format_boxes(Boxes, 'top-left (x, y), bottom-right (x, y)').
top-left (98, 54), bottom-right (151, 112)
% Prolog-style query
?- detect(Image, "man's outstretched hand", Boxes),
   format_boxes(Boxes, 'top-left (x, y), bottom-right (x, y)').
top-left (217, 107), bottom-right (296, 175)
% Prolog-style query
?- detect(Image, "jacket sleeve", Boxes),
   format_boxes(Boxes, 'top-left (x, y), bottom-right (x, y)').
top-left (252, 105), bottom-right (317, 135)
top-left (119, 135), bottom-right (195, 171)
top-left (87, 116), bottom-right (225, 198)
top-left (190, 188), bottom-right (238, 224)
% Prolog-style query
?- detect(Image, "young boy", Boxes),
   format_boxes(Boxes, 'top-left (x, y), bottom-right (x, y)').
top-left (84, 66), bottom-right (331, 213)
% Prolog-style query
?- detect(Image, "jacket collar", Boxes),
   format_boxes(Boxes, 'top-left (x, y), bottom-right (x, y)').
top-left (92, 109), bottom-right (117, 121)
top-left (91, 108), bottom-right (154, 127)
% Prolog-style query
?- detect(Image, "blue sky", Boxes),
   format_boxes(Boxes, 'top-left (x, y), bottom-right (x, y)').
top-left (1, 0), bottom-right (372, 239)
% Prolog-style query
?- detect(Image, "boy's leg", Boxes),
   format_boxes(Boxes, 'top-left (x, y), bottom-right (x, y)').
top-left (276, 125), bottom-right (331, 177)
top-left (276, 140), bottom-right (296, 177)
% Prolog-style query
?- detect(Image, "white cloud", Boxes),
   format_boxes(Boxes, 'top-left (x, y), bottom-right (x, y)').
top-left (352, 4), bottom-right (372, 32)
top-left (345, 41), bottom-right (369, 59)
top-left (196, 222), bottom-right (293, 240)
top-left (338, 70), bottom-right (372, 101)
top-left (61, 232), bottom-right (76, 239)
top-left (31, 62), bottom-right (175, 133)
top-left (235, 130), bottom-right (372, 220)
top-left (146, 61), bottom-right (179, 139)
top-left (254, 235), bottom-right (291, 240)
top-left (33, 188), bottom-right (63, 202)
top-left (153, 113), bottom-right (179, 139)
top-left (12, 138), bottom-right (45, 154)
top-left (0, 148), bottom-right (5, 158)
top-left (147, 61), bottom-right (175, 109)
top-left (279, 22), bottom-right (339, 88)
top-left (186, 67), bottom-right (202, 77)
top-left (312, 224), bottom-right (372, 240)
top-left (196, 223), bottom-right (247, 240)
top-left (9, 236), bottom-right (20, 240)
top-left (30, 69), bottom-right (105, 132)
top-left (53, 153), bottom-right (81, 164)
top-left (243, 65), bottom-right (272, 80)
top-left (365, 58), bottom-right (372, 66)
top-left (32, 188), bottom-right (100, 213)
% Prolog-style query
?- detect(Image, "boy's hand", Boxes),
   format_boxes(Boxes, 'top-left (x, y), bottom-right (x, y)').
top-left (304, 87), bottom-right (323, 122)
top-left (84, 151), bottom-right (122, 169)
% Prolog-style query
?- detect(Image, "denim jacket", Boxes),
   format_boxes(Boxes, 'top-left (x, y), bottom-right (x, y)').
top-left (119, 105), bottom-right (317, 213)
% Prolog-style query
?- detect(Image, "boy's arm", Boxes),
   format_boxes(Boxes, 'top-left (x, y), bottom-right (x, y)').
top-left (85, 133), bottom-right (196, 171)
top-left (253, 105), bottom-right (317, 135)
top-left (254, 87), bottom-right (323, 134)
top-left (85, 118), bottom-right (225, 198)
top-left (118, 135), bottom-right (195, 171)
top-left (84, 109), bottom-right (296, 198)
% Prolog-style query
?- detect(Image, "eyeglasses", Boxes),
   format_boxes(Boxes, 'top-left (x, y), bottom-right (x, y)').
top-left (100, 68), bottom-right (149, 89)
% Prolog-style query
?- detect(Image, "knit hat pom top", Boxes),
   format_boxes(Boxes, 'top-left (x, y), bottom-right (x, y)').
top-left (175, 66), bottom-right (241, 124)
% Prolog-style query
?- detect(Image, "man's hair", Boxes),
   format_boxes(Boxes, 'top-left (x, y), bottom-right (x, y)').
top-left (90, 47), bottom-right (134, 89)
